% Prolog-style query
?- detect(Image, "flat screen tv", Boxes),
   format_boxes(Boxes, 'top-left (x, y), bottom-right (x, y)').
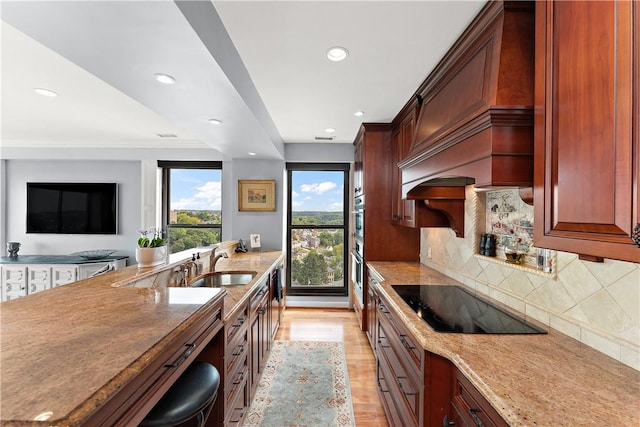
top-left (26, 182), bottom-right (118, 234)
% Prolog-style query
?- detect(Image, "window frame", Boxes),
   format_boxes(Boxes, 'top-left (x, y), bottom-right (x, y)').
top-left (286, 162), bottom-right (350, 297)
top-left (158, 160), bottom-right (223, 253)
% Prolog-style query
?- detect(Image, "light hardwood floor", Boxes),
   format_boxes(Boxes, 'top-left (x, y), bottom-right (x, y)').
top-left (274, 307), bottom-right (389, 427)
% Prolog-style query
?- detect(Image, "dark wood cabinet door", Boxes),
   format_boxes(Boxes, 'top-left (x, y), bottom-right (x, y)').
top-left (390, 128), bottom-right (403, 223)
top-left (534, 0), bottom-right (639, 262)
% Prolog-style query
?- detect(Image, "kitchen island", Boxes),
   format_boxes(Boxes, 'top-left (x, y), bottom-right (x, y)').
top-left (0, 244), bottom-right (284, 427)
top-left (368, 261), bottom-right (640, 426)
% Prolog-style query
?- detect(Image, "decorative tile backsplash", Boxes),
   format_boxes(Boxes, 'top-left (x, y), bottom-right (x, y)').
top-left (420, 187), bottom-right (640, 371)
top-left (486, 190), bottom-right (535, 263)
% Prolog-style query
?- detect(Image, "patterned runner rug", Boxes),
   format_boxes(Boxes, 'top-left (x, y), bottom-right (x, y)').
top-left (243, 340), bottom-right (356, 427)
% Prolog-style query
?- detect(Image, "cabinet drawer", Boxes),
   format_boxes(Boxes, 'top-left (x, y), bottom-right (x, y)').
top-left (452, 370), bottom-right (508, 427)
top-left (225, 358), bottom-right (249, 425)
top-left (377, 295), bottom-right (422, 371)
top-left (225, 327), bottom-right (249, 390)
top-left (377, 315), bottom-right (422, 424)
top-left (376, 354), bottom-right (418, 427)
top-left (226, 304), bottom-right (249, 346)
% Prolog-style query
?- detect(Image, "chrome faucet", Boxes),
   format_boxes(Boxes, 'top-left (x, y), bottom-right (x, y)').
top-left (181, 260), bottom-right (198, 286)
top-left (212, 251), bottom-right (229, 271)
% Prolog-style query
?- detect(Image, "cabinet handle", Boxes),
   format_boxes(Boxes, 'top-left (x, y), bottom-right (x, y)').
top-left (469, 408), bottom-right (483, 427)
top-left (165, 343), bottom-right (196, 368)
top-left (377, 378), bottom-right (389, 393)
top-left (30, 284), bottom-right (36, 292)
top-left (399, 335), bottom-right (415, 350)
top-left (233, 344), bottom-right (244, 356)
top-left (229, 409), bottom-right (245, 423)
top-left (233, 372), bottom-right (244, 385)
top-left (233, 316), bottom-right (246, 328)
top-left (259, 308), bottom-right (266, 315)
top-left (442, 415), bottom-right (456, 426)
top-left (397, 376), bottom-right (417, 396)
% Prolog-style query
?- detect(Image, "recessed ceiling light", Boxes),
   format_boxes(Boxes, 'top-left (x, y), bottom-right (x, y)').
top-left (354, 111), bottom-right (365, 117)
top-left (327, 46), bottom-right (348, 62)
top-left (34, 88), bottom-right (58, 97)
top-left (325, 128), bottom-right (336, 133)
top-left (154, 73), bottom-right (175, 85)
top-left (208, 119), bottom-right (222, 125)
top-left (248, 152), bottom-right (257, 156)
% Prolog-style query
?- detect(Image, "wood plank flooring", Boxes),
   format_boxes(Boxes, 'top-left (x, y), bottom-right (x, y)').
top-left (274, 307), bottom-right (389, 427)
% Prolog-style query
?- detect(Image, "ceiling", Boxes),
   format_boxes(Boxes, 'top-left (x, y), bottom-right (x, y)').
top-left (0, 0), bottom-right (486, 161)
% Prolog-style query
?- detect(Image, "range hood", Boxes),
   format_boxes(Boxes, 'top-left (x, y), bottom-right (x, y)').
top-left (399, 1), bottom-right (534, 237)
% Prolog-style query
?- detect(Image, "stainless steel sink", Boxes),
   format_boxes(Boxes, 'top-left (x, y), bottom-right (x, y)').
top-left (190, 271), bottom-right (257, 288)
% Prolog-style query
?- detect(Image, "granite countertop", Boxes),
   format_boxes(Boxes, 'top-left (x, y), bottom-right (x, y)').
top-left (368, 261), bottom-right (640, 426)
top-left (0, 247), bottom-right (282, 426)
top-left (0, 255), bottom-right (129, 264)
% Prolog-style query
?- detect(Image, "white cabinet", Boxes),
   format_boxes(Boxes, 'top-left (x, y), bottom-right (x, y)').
top-left (1, 259), bottom-right (126, 302)
top-left (1, 266), bottom-right (27, 301)
top-left (52, 266), bottom-right (78, 287)
top-left (27, 267), bottom-right (50, 294)
top-left (77, 259), bottom-right (127, 280)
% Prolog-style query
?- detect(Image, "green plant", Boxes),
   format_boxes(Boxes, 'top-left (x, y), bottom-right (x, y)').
top-left (137, 228), bottom-right (166, 248)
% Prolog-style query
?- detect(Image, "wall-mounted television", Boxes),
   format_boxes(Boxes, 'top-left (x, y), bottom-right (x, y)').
top-left (26, 182), bottom-right (118, 234)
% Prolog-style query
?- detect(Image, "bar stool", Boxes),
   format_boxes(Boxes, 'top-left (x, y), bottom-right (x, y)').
top-left (140, 361), bottom-right (220, 427)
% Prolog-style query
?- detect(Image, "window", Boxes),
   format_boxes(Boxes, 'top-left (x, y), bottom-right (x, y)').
top-left (159, 161), bottom-right (222, 254)
top-left (286, 163), bottom-right (349, 296)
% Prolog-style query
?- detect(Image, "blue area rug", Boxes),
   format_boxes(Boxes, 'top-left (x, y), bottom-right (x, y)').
top-left (243, 341), bottom-right (356, 427)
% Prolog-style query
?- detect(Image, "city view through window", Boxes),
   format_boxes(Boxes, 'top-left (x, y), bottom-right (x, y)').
top-left (289, 170), bottom-right (346, 291)
top-left (167, 168), bottom-right (222, 253)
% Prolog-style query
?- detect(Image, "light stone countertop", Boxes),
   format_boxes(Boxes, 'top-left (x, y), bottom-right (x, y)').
top-left (0, 247), bottom-right (283, 427)
top-left (368, 261), bottom-right (640, 427)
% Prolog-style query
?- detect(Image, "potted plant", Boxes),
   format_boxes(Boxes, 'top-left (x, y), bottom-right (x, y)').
top-left (135, 228), bottom-right (167, 268)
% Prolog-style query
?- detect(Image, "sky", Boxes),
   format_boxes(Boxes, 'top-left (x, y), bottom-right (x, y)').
top-left (291, 171), bottom-right (344, 212)
top-left (170, 169), bottom-right (222, 210)
top-left (170, 169), bottom-right (344, 212)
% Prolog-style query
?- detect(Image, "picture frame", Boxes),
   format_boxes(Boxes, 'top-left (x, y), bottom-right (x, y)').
top-left (238, 179), bottom-right (276, 212)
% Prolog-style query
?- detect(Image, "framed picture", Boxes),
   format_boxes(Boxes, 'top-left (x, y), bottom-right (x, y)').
top-left (238, 180), bottom-right (276, 212)
top-left (249, 234), bottom-right (261, 248)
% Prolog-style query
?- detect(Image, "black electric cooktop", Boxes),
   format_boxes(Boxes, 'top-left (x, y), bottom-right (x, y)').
top-left (392, 285), bottom-right (547, 334)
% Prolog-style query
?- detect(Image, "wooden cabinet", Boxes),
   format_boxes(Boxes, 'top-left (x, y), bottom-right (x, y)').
top-left (391, 105), bottom-right (451, 229)
top-left (269, 264), bottom-right (283, 341)
top-left (85, 295), bottom-right (224, 426)
top-left (250, 276), bottom-right (270, 396)
top-left (534, 0), bottom-right (640, 263)
top-left (448, 368), bottom-right (508, 427)
top-left (354, 140), bottom-right (364, 196)
top-left (223, 302), bottom-right (250, 426)
top-left (352, 123), bottom-right (422, 331)
top-left (391, 111), bottom-right (418, 226)
top-left (376, 298), bottom-right (422, 426)
top-left (372, 284), bottom-right (458, 427)
top-left (366, 277), bottom-right (377, 350)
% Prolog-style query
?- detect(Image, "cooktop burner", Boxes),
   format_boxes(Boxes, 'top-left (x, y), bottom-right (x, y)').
top-left (392, 285), bottom-right (547, 334)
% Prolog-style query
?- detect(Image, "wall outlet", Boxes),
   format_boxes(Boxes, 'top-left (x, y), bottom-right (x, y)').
top-left (427, 247), bottom-right (432, 259)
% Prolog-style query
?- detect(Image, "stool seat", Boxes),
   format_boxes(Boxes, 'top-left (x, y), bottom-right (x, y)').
top-left (140, 361), bottom-right (220, 427)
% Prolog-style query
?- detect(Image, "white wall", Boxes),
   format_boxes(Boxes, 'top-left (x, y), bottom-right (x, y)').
top-left (285, 143), bottom-right (354, 163)
top-left (4, 159), bottom-right (141, 261)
